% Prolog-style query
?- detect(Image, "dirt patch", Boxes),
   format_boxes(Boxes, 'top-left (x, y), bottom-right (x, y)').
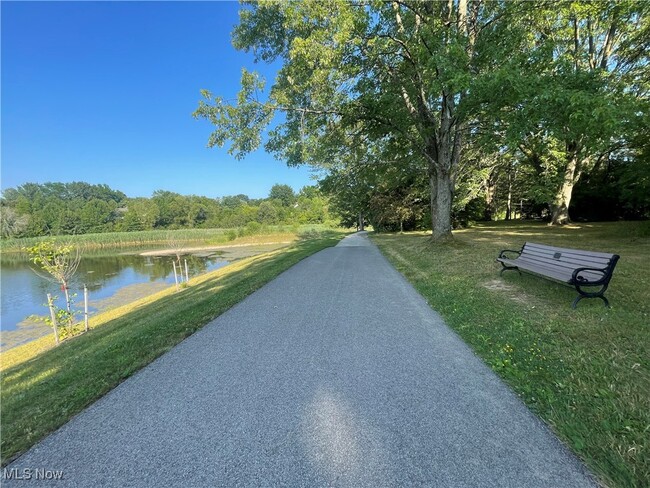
top-left (483, 279), bottom-right (535, 306)
top-left (483, 279), bottom-right (518, 292)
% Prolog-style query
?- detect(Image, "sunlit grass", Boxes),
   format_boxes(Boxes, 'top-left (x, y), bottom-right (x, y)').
top-left (372, 221), bottom-right (649, 488)
top-left (1, 231), bottom-right (345, 465)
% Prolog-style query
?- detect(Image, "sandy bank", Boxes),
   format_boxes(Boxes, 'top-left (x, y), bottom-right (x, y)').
top-left (139, 242), bottom-right (294, 257)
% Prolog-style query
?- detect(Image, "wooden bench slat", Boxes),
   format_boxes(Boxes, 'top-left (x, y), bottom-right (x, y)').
top-left (519, 254), bottom-right (606, 269)
top-left (518, 254), bottom-right (608, 271)
top-left (517, 253), bottom-right (609, 271)
top-left (521, 249), bottom-right (612, 265)
top-left (506, 254), bottom-right (608, 278)
top-left (518, 260), bottom-right (603, 282)
top-left (499, 258), bottom-right (604, 283)
top-left (524, 243), bottom-right (615, 260)
top-left (504, 261), bottom-right (572, 282)
top-left (521, 248), bottom-right (611, 266)
top-left (517, 255), bottom-right (600, 271)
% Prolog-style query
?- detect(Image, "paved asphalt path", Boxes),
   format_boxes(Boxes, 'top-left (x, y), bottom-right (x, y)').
top-left (5, 233), bottom-right (596, 487)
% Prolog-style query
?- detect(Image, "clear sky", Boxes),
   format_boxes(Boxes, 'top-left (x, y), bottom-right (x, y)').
top-left (1, 1), bottom-right (315, 199)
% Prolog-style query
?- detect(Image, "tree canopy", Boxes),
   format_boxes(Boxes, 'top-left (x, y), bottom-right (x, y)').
top-left (0, 182), bottom-right (332, 238)
top-left (195, 0), bottom-right (649, 235)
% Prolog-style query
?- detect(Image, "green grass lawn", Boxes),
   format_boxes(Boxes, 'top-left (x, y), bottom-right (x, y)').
top-left (371, 221), bottom-right (649, 488)
top-left (1, 231), bottom-right (344, 465)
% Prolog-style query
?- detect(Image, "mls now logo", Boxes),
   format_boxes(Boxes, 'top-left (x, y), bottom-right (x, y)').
top-left (3, 467), bottom-right (65, 480)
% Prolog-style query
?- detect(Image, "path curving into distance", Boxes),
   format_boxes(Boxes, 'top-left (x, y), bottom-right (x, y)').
top-left (4, 232), bottom-right (596, 487)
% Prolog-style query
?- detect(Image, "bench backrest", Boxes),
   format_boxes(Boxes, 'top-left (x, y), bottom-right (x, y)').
top-left (519, 242), bottom-right (619, 282)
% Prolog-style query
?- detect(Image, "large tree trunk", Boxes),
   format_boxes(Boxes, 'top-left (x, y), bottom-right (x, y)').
top-left (428, 92), bottom-right (459, 241)
top-left (550, 153), bottom-right (581, 225)
top-left (429, 170), bottom-right (437, 233)
top-left (428, 161), bottom-right (456, 240)
top-left (428, 166), bottom-right (455, 241)
top-left (433, 170), bottom-right (454, 240)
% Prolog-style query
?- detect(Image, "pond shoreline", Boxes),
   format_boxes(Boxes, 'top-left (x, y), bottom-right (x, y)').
top-left (137, 241), bottom-right (294, 257)
top-left (1, 242), bottom-right (293, 352)
top-left (1, 281), bottom-right (184, 352)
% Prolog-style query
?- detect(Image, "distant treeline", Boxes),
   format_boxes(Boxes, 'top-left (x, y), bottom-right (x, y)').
top-left (0, 182), bottom-right (334, 238)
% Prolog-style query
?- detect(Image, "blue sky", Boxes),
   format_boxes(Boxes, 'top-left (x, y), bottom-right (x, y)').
top-left (1, 1), bottom-right (315, 199)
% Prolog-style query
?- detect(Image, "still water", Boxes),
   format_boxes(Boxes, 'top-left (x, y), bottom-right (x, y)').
top-left (1, 251), bottom-right (229, 349)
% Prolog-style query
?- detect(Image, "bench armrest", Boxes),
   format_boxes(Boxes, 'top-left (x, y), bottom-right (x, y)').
top-left (572, 267), bottom-right (607, 284)
top-left (498, 249), bottom-right (521, 260)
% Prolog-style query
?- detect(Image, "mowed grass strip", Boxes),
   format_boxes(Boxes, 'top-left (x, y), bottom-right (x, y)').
top-left (1, 232), bottom-right (344, 464)
top-left (371, 221), bottom-right (649, 488)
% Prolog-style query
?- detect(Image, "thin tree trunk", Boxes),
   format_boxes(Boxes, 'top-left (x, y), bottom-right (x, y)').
top-left (506, 171), bottom-right (513, 221)
top-left (84, 285), bottom-right (89, 333)
top-left (63, 281), bottom-right (71, 313)
top-left (484, 175), bottom-right (495, 221)
top-left (173, 261), bottom-right (179, 291)
top-left (358, 212), bottom-right (364, 231)
top-left (47, 293), bottom-right (59, 345)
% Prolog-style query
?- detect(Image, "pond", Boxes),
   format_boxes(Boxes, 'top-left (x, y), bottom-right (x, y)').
top-left (1, 250), bottom-right (231, 350)
top-left (1, 242), bottom-right (293, 351)
top-left (0, 242), bottom-right (296, 351)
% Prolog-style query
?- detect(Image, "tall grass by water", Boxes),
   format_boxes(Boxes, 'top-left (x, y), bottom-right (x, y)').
top-left (1, 224), bottom-right (335, 253)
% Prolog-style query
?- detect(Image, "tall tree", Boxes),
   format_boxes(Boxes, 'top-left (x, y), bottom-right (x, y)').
top-left (120, 198), bottom-right (159, 231)
top-left (194, 0), bottom-right (525, 239)
top-left (268, 183), bottom-right (296, 207)
top-left (497, 1), bottom-right (648, 224)
top-left (1, 182), bottom-right (126, 236)
top-left (0, 207), bottom-right (29, 238)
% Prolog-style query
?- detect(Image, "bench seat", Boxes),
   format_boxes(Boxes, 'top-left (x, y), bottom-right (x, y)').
top-left (496, 242), bottom-right (619, 308)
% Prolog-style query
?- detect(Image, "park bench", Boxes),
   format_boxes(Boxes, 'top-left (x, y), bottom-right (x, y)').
top-left (496, 242), bottom-right (620, 309)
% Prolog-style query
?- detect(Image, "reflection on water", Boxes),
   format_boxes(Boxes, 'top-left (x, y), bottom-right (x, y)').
top-left (0, 252), bottom-right (228, 340)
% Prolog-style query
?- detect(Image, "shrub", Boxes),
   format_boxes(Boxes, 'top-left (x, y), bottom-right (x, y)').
top-left (245, 221), bottom-right (262, 235)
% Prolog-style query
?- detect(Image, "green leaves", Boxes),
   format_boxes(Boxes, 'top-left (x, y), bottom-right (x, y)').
top-left (194, 69), bottom-right (273, 159)
top-left (26, 239), bottom-right (75, 275)
top-left (196, 0), bottom-right (648, 230)
top-left (473, 1), bottom-right (649, 222)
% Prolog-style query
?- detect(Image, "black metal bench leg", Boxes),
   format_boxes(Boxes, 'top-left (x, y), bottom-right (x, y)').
top-left (600, 295), bottom-right (610, 308)
top-left (573, 283), bottom-right (611, 309)
top-left (572, 295), bottom-right (583, 309)
top-left (572, 294), bottom-right (610, 309)
top-left (500, 266), bottom-right (521, 276)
